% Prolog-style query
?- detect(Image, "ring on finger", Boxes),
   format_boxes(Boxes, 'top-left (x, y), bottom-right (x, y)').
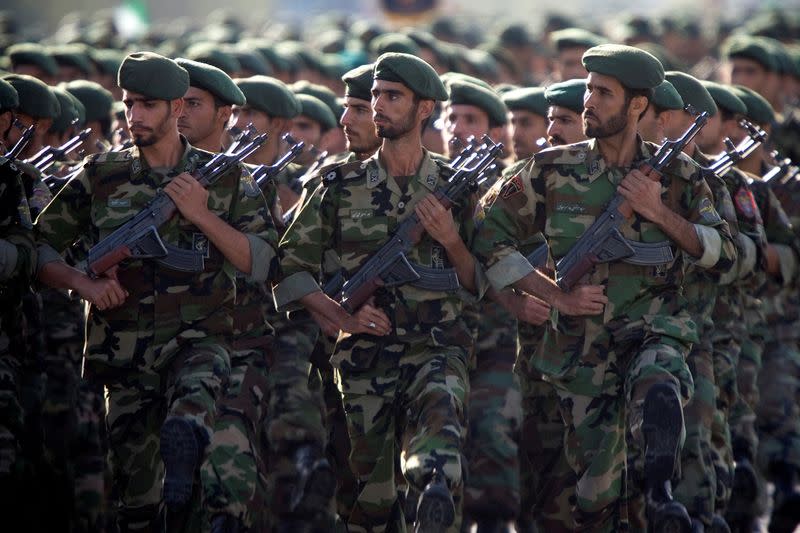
top-left (368, 321), bottom-right (376, 329)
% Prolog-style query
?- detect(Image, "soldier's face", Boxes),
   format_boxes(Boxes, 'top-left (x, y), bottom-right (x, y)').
top-left (728, 58), bottom-right (768, 95)
top-left (442, 104), bottom-right (490, 158)
top-left (289, 115), bottom-right (323, 150)
top-left (340, 96), bottom-right (381, 154)
top-left (547, 105), bottom-right (586, 146)
top-left (695, 111), bottom-right (722, 153)
top-left (509, 109), bottom-right (548, 158)
top-left (583, 73), bottom-right (634, 139)
top-left (556, 48), bottom-right (589, 81)
top-left (179, 87), bottom-right (227, 146)
top-left (371, 80), bottom-right (427, 140)
top-left (230, 105), bottom-right (273, 137)
top-left (123, 90), bottom-right (178, 148)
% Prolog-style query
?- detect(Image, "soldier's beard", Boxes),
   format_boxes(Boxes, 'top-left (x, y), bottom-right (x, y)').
top-left (131, 109), bottom-right (173, 147)
top-left (584, 106), bottom-right (629, 139)
top-left (548, 135), bottom-right (566, 146)
top-left (375, 103), bottom-right (418, 140)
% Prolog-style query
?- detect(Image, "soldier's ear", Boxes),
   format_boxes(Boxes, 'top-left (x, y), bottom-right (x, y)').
top-left (171, 98), bottom-right (184, 118)
top-left (417, 98), bottom-right (435, 121)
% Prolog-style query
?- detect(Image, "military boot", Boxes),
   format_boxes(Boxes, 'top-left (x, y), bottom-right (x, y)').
top-left (415, 469), bottom-right (455, 533)
top-left (642, 382), bottom-right (692, 533)
top-left (288, 443), bottom-right (336, 514)
top-left (724, 444), bottom-right (758, 533)
top-left (768, 464), bottom-right (800, 533)
top-left (160, 417), bottom-right (201, 508)
top-left (210, 513), bottom-right (245, 533)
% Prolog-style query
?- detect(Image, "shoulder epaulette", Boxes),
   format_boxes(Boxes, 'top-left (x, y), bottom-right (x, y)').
top-left (502, 158), bottom-right (529, 178)
top-left (532, 142), bottom-right (591, 165)
top-left (85, 149), bottom-right (132, 166)
top-left (321, 159), bottom-right (368, 184)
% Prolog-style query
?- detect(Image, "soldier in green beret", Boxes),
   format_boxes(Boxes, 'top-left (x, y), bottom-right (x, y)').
top-left (64, 80), bottom-right (114, 155)
top-left (502, 87), bottom-right (549, 160)
top-left (637, 79), bottom-right (684, 144)
top-left (290, 93), bottom-right (338, 167)
top-left (51, 44), bottom-right (95, 84)
top-left (544, 78), bottom-right (589, 146)
top-left (2, 74), bottom-right (60, 160)
top-left (6, 43), bottom-right (59, 85)
top-left (185, 42), bottom-right (242, 78)
top-left (175, 58), bottom-right (245, 152)
top-left (291, 81), bottom-right (348, 156)
top-left (441, 79), bottom-right (507, 161)
top-left (275, 51), bottom-right (483, 533)
top-left (699, 81), bottom-right (749, 155)
top-left (473, 43), bottom-right (737, 532)
top-left (549, 28), bottom-right (607, 81)
top-left (340, 63), bottom-right (381, 161)
top-left (723, 36), bottom-right (780, 112)
top-left (34, 50), bottom-right (280, 532)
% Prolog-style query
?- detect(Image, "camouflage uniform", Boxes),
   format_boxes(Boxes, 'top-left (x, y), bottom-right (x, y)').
top-left (474, 139), bottom-right (736, 531)
top-left (275, 151), bottom-right (484, 532)
top-left (35, 142), bottom-right (278, 531)
top-left (672, 151), bottom-right (739, 527)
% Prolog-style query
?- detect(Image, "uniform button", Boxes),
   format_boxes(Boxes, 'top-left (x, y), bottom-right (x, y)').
top-left (397, 201), bottom-right (405, 208)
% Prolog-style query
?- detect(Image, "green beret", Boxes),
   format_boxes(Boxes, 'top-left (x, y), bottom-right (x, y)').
top-left (51, 45), bottom-right (94, 76)
top-left (502, 87), bottom-right (548, 116)
top-left (723, 36), bottom-right (777, 71)
top-left (291, 81), bottom-right (342, 120)
top-left (550, 28), bottom-right (606, 51)
top-left (64, 80), bottom-right (113, 123)
top-left (91, 49), bottom-right (125, 76)
top-left (440, 72), bottom-right (492, 91)
top-left (0, 77), bottom-right (18, 110)
top-left (544, 79), bottom-right (587, 114)
top-left (447, 80), bottom-right (507, 127)
top-left (2, 74), bottom-right (59, 119)
top-left (370, 33), bottom-right (420, 56)
top-left (342, 63), bottom-right (374, 101)
top-left (498, 24), bottom-right (533, 48)
top-left (495, 83), bottom-right (520, 95)
top-left (664, 71), bottom-right (716, 116)
top-left (185, 43), bottom-right (241, 75)
top-left (760, 37), bottom-right (796, 77)
top-left (51, 87), bottom-right (80, 133)
top-left (730, 85), bottom-right (775, 125)
top-left (234, 75), bottom-right (300, 118)
top-left (6, 43), bottom-right (58, 77)
top-left (296, 93), bottom-right (338, 131)
top-left (636, 42), bottom-right (686, 72)
top-left (175, 58), bottom-right (245, 106)
top-left (118, 52), bottom-right (189, 100)
top-left (66, 90), bottom-right (87, 126)
top-left (582, 44), bottom-right (664, 89)
top-left (229, 49), bottom-right (271, 76)
top-left (374, 52), bottom-right (448, 101)
top-left (239, 40), bottom-right (292, 73)
top-left (702, 81), bottom-right (747, 116)
top-left (650, 80), bottom-right (684, 111)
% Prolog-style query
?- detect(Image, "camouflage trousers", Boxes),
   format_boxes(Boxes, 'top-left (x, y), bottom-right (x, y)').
top-left (334, 333), bottom-right (468, 533)
top-left (464, 301), bottom-right (522, 521)
top-left (673, 340), bottom-right (717, 526)
top-left (710, 336), bottom-right (740, 512)
top-left (103, 342), bottom-right (230, 532)
top-left (544, 333), bottom-right (693, 532)
top-left (0, 338), bottom-right (21, 475)
top-left (756, 340), bottom-right (800, 475)
top-left (729, 336), bottom-right (762, 465)
top-left (200, 345), bottom-right (270, 529)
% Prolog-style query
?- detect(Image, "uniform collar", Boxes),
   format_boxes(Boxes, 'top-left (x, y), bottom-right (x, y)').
top-left (365, 148), bottom-right (441, 193)
top-left (582, 135), bottom-right (652, 183)
top-left (129, 135), bottom-right (198, 180)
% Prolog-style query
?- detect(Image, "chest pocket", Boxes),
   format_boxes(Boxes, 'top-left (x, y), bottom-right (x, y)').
top-left (91, 200), bottom-right (141, 240)
top-left (338, 212), bottom-right (392, 270)
top-left (546, 213), bottom-right (596, 259)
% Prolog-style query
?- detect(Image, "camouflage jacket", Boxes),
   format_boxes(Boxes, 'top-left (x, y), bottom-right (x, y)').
top-left (474, 138), bottom-right (736, 395)
top-left (274, 148), bottom-right (485, 351)
top-left (35, 140), bottom-right (279, 373)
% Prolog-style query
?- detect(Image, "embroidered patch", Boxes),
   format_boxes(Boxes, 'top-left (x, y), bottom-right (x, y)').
top-left (426, 174), bottom-right (437, 187)
top-left (734, 186), bottom-right (760, 222)
top-left (192, 233), bottom-right (211, 258)
top-left (500, 174), bottom-right (524, 199)
top-left (240, 169), bottom-right (261, 198)
top-left (555, 202), bottom-right (586, 214)
top-left (131, 158), bottom-right (142, 174)
top-left (108, 198), bottom-right (131, 208)
top-left (368, 167), bottom-right (379, 184)
top-left (349, 209), bottom-right (374, 219)
top-left (324, 170), bottom-right (338, 183)
top-left (698, 197), bottom-right (721, 224)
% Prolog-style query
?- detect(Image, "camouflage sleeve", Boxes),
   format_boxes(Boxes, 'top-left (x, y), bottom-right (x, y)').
top-left (273, 182), bottom-right (333, 311)
top-left (681, 166), bottom-right (736, 273)
top-left (229, 166), bottom-right (280, 284)
top-left (697, 171), bottom-right (739, 278)
top-left (0, 227), bottom-right (35, 282)
top-left (33, 167), bottom-right (93, 270)
top-left (760, 186), bottom-right (800, 287)
top-left (472, 159), bottom-right (547, 290)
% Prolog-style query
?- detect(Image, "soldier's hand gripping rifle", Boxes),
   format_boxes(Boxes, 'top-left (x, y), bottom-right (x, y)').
top-left (4, 120), bottom-right (36, 160)
top-left (83, 132), bottom-right (268, 277)
top-left (325, 136), bottom-right (503, 313)
top-left (29, 128), bottom-right (92, 174)
top-left (251, 134), bottom-right (305, 186)
top-left (708, 119), bottom-right (768, 177)
top-left (554, 111), bottom-right (709, 291)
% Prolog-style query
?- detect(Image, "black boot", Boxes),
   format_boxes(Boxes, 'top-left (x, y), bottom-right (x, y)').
top-left (289, 443), bottom-right (336, 514)
top-left (642, 383), bottom-right (692, 533)
top-left (160, 417), bottom-right (201, 509)
top-left (724, 447), bottom-right (758, 532)
top-left (768, 464), bottom-right (800, 533)
top-left (210, 513), bottom-right (245, 533)
top-left (414, 469), bottom-right (455, 533)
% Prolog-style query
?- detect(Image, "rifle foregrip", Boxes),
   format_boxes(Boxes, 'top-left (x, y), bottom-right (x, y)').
top-left (557, 255), bottom-right (596, 292)
top-left (340, 278), bottom-right (382, 314)
top-left (88, 246), bottom-right (131, 277)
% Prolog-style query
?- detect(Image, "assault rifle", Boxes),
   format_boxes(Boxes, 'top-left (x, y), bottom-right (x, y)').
top-left (4, 121), bottom-right (36, 160)
top-left (762, 154), bottom-right (799, 186)
top-left (324, 136), bottom-right (503, 313)
top-left (553, 111), bottom-right (709, 291)
top-left (28, 128), bottom-right (92, 173)
top-left (708, 120), bottom-right (768, 176)
top-left (251, 134), bottom-right (305, 186)
top-left (83, 132), bottom-right (268, 277)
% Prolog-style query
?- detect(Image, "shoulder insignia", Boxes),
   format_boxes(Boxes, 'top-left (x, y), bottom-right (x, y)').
top-left (324, 160), bottom-right (368, 184)
top-left (734, 186), bottom-right (761, 223)
top-left (240, 168), bottom-right (261, 198)
top-left (500, 174), bottom-right (525, 199)
top-left (86, 149), bottom-right (132, 166)
top-left (698, 196), bottom-right (722, 224)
